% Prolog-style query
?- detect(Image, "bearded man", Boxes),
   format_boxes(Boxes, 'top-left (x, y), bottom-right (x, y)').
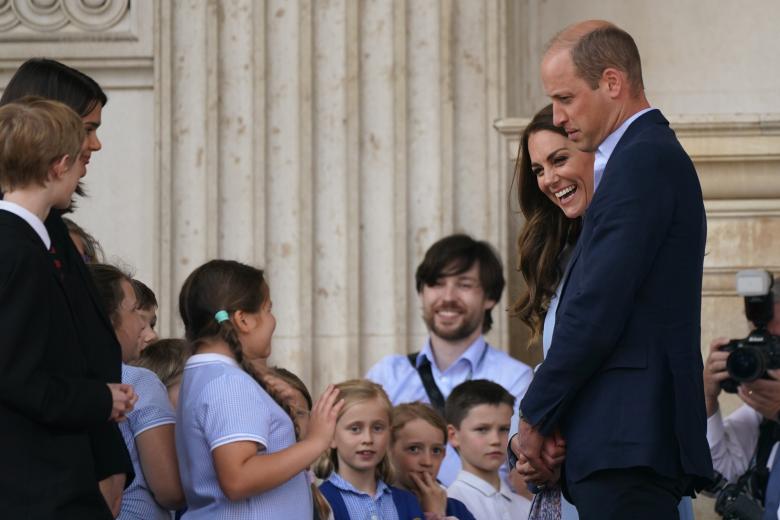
top-left (368, 233), bottom-right (533, 485)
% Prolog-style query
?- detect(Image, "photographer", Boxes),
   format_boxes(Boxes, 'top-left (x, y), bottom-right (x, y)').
top-left (704, 279), bottom-right (780, 519)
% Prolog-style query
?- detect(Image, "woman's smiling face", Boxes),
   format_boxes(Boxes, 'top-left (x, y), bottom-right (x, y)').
top-left (528, 129), bottom-right (595, 219)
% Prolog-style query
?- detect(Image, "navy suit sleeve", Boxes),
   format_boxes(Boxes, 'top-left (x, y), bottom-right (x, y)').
top-left (520, 139), bottom-right (684, 435)
top-left (0, 244), bottom-right (112, 430)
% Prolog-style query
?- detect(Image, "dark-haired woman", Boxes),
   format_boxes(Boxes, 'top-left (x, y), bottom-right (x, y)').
top-left (1, 58), bottom-right (136, 516)
top-left (510, 105), bottom-right (694, 520)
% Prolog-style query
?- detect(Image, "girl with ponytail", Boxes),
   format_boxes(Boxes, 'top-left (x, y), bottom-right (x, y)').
top-left (176, 259), bottom-right (343, 519)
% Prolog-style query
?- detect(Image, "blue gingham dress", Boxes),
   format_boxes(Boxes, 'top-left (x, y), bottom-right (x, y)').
top-left (118, 364), bottom-right (177, 520)
top-left (176, 353), bottom-right (311, 519)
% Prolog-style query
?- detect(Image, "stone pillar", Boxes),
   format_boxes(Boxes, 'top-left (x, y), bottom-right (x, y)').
top-left (157, 0), bottom-right (511, 393)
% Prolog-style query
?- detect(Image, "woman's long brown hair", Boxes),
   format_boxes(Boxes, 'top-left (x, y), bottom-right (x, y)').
top-left (509, 105), bottom-right (582, 347)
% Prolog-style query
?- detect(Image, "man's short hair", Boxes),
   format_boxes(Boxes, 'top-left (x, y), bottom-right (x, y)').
top-left (415, 234), bottom-right (505, 333)
top-left (444, 379), bottom-right (515, 429)
top-left (0, 97), bottom-right (84, 192)
top-left (550, 22), bottom-right (644, 97)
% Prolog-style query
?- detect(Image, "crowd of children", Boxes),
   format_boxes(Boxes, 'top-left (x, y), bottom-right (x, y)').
top-left (0, 58), bottom-right (532, 520)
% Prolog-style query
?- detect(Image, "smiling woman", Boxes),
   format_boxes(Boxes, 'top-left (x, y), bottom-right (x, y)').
top-left (510, 104), bottom-right (594, 348)
top-left (528, 130), bottom-right (594, 220)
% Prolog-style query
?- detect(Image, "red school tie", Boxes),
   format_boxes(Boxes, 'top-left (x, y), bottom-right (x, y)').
top-left (49, 245), bottom-right (63, 275)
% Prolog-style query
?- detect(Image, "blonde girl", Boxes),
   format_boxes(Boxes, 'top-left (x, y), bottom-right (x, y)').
top-left (316, 379), bottom-right (424, 520)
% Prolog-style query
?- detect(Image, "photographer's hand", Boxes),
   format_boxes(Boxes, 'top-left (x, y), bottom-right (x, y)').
top-left (739, 369), bottom-right (780, 422)
top-left (704, 337), bottom-right (731, 417)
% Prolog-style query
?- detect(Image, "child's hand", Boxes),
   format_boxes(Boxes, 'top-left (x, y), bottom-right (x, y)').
top-left (304, 385), bottom-right (344, 451)
top-left (409, 471), bottom-right (447, 516)
top-left (261, 372), bottom-right (299, 404)
top-left (107, 383), bottom-right (137, 422)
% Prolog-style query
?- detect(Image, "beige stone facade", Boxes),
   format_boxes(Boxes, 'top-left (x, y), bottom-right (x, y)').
top-left (1, 2), bottom-right (778, 517)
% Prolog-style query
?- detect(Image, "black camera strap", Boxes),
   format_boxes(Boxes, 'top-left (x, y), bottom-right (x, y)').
top-left (407, 344), bottom-right (490, 417)
top-left (407, 352), bottom-right (446, 416)
top-left (752, 419), bottom-right (780, 505)
top-left (755, 420), bottom-right (780, 468)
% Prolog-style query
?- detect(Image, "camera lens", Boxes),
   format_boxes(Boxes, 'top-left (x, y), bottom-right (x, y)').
top-left (727, 347), bottom-right (766, 382)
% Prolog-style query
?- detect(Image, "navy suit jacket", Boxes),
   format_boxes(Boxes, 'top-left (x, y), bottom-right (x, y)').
top-left (519, 110), bottom-right (713, 487)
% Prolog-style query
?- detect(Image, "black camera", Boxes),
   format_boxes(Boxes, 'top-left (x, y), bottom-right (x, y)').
top-left (721, 270), bottom-right (780, 394)
top-left (705, 470), bottom-right (765, 520)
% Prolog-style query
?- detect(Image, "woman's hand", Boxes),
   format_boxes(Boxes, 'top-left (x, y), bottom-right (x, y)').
top-left (541, 429), bottom-right (566, 469)
top-left (515, 451), bottom-right (561, 488)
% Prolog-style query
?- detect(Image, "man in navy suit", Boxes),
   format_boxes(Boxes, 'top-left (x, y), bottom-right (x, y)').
top-left (511, 20), bottom-right (713, 519)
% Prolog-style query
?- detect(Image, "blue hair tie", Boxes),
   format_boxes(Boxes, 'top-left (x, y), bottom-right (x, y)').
top-left (214, 310), bottom-right (230, 323)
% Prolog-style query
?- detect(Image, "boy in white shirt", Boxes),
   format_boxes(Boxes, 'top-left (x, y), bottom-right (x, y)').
top-left (446, 380), bottom-right (531, 520)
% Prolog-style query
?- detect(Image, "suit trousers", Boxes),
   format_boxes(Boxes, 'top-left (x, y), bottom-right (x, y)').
top-left (567, 467), bottom-right (687, 520)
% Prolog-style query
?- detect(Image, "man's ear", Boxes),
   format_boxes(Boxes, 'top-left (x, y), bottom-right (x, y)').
top-left (50, 154), bottom-right (71, 180)
top-left (483, 298), bottom-right (497, 311)
top-left (600, 67), bottom-right (624, 99)
top-left (447, 424), bottom-right (459, 449)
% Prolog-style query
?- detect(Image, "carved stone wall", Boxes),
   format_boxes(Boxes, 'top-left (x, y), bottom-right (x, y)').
top-left (150, 0), bottom-right (512, 392)
top-left (0, 0), bottom-right (158, 306)
top-left (1, 0), bottom-right (513, 394)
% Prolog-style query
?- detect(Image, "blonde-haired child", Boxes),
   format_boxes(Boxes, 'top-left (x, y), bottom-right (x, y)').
top-left (316, 379), bottom-right (424, 520)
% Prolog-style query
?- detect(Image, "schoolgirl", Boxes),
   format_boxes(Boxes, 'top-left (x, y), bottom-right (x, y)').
top-left (316, 379), bottom-right (424, 520)
top-left (176, 259), bottom-right (342, 518)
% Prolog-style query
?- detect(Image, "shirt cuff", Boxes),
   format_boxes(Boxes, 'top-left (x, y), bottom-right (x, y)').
top-left (706, 408), bottom-right (725, 448)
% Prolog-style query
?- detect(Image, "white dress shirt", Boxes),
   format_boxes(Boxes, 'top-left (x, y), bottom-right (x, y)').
top-left (707, 404), bottom-right (779, 483)
top-left (447, 470), bottom-right (530, 520)
top-left (0, 200), bottom-right (50, 249)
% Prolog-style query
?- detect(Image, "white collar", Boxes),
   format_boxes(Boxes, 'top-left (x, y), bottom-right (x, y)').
top-left (454, 470), bottom-right (513, 501)
top-left (596, 107), bottom-right (656, 167)
top-left (0, 200), bottom-right (50, 249)
top-left (185, 352), bottom-right (239, 369)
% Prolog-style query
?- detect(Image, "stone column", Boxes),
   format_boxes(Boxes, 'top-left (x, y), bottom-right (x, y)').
top-left (158, 0), bottom-right (510, 393)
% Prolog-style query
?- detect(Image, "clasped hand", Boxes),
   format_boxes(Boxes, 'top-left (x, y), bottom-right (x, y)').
top-left (511, 420), bottom-right (566, 488)
top-left (107, 383), bottom-right (137, 422)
